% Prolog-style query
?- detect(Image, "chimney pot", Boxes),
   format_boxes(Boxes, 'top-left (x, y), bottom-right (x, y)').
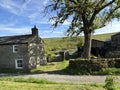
top-left (32, 25), bottom-right (38, 36)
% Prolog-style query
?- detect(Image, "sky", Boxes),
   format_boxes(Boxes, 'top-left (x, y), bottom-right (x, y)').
top-left (0, 0), bottom-right (120, 38)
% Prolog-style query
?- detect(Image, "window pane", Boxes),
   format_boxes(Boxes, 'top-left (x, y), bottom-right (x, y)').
top-left (18, 64), bottom-right (23, 67)
top-left (13, 45), bottom-right (18, 53)
top-left (15, 59), bottom-right (23, 69)
top-left (15, 48), bottom-right (18, 51)
top-left (17, 60), bottom-right (22, 63)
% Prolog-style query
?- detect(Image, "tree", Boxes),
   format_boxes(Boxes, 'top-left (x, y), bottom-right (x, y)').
top-left (45, 0), bottom-right (120, 59)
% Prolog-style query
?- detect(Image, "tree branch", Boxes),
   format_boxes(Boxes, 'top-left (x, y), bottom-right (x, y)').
top-left (100, 6), bottom-right (120, 28)
top-left (89, 0), bottom-right (115, 25)
top-left (69, 0), bottom-right (77, 4)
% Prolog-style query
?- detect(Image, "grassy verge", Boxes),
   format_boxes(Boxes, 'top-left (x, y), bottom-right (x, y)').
top-left (98, 68), bottom-right (120, 75)
top-left (0, 77), bottom-right (105, 90)
top-left (30, 60), bottom-right (120, 75)
top-left (0, 77), bottom-right (56, 84)
top-left (30, 60), bottom-right (69, 74)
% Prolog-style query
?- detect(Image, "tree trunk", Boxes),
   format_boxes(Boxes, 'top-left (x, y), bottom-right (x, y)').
top-left (82, 32), bottom-right (92, 59)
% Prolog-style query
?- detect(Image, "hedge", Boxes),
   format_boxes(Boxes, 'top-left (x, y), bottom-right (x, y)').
top-left (69, 58), bottom-right (120, 71)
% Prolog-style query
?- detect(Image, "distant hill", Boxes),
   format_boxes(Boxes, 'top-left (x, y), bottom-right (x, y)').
top-left (92, 33), bottom-right (116, 41)
top-left (43, 32), bottom-right (117, 51)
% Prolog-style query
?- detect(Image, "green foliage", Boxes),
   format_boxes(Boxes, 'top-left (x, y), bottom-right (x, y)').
top-left (67, 58), bottom-right (120, 75)
top-left (45, 51), bottom-right (56, 58)
top-left (30, 59), bottom-right (120, 75)
top-left (77, 40), bottom-right (84, 49)
top-left (104, 75), bottom-right (119, 90)
top-left (99, 68), bottom-right (120, 75)
top-left (65, 67), bottom-right (120, 75)
top-left (0, 80), bottom-right (105, 90)
top-left (46, 0), bottom-right (120, 58)
top-left (0, 77), bottom-right (56, 84)
top-left (48, 0), bottom-right (120, 35)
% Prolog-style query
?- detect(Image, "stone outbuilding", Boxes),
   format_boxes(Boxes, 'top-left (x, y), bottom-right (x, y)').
top-left (0, 26), bottom-right (44, 71)
top-left (91, 39), bottom-right (105, 56)
top-left (110, 32), bottom-right (120, 50)
top-left (91, 32), bottom-right (120, 57)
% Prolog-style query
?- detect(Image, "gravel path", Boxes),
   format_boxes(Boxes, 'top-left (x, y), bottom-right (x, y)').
top-left (0, 73), bottom-right (120, 84)
top-left (14, 74), bottom-right (120, 84)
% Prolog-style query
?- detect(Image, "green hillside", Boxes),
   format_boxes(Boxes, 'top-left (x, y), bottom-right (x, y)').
top-left (92, 33), bottom-right (116, 41)
top-left (43, 32), bottom-right (117, 51)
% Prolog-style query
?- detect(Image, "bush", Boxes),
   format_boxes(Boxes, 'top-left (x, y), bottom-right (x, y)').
top-left (99, 68), bottom-right (120, 75)
top-left (104, 75), bottom-right (119, 90)
top-left (45, 51), bottom-right (56, 62)
top-left (108, 60), bottom-right (115, 67)
top-left (115, 59), bottom-right (120, 68)
top-left (69, 58), bottom-right (120, 70)
top-left (105, 51), bottom-right (120, 58)
top-left (69, 59), bottom-right (108, 72)
top-left (68, 58), bottom-right (120, 75)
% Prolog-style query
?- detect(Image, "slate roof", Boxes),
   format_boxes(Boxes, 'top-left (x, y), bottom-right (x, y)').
top-left (0, 34), bottom-right (36, 45)
top-left (111, 32), bottom-right (120, 37)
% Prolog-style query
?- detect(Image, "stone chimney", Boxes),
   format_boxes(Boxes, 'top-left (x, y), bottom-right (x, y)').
top-left (32, 25), bottom-right (38, 36)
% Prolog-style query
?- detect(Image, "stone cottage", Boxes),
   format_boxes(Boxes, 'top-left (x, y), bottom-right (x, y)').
top-left (0, 26), bottom-right (44, 71)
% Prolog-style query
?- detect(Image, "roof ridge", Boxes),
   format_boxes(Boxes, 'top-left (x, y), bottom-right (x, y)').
top-left (0, 34), bottom-right (32, 38)
top-left (0, 34), bottom-right (36, 45)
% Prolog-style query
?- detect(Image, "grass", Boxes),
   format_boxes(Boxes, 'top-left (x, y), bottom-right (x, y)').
top-left (31, 60), bottom-right (120, 75)
top-left (0, 60), bottom-right (119, 89)
top-left (30, 60), bottom-right (69, 74)
top-left (0, 77), bottom-right (105, 90)
top-left (92, 33), bottom-right (115, 41)
top-left (98, 68), bottom-right (120, 75)
top-left (0, 77), bottom-right (56, 84)
top-left (43, 32), bottom-right (116, 51)
top-left (0, 33), bottom-right (118, 89)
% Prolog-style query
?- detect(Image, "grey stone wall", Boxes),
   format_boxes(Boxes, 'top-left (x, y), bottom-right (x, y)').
top-left (0, 44), bottom-right (29, 70)
top-left (92, 39), bottom-right (104, 48)
top-left (28, 40), bottom-right (44, 69)
top-left (28, 43), bottom-right (37, 69)
top-left (111, 35), bottom-right (120, 47)
top-left (37, 40), bottom-right (45, 65)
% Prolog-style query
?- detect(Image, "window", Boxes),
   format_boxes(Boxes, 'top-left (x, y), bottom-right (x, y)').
top-left (15, 59), bottom-right (23, 69)
top-left (13, 45), bottom-right (18, 53)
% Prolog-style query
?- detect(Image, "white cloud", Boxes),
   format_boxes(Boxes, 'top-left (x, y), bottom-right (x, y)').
top-left (0, 0), bottom-right (23, 14)
top-left (0, 23), bottom-right (64, 38)
top-left (43, 0), bottom-right (49, 6)
top-left (0, 0), bottom-right (119, 38)
top-left (0, 0), bottom-right (49, 24)
top-left (95, 21), bottom-right (120, 34)
top-left (22, 0), bottom-right (50, 24)
top-left (0, 24), bottom-right (31, 36)
top-left (63, 20), bottom-right (71, 25)
top-left (40, 30), bottom-right (63, 34)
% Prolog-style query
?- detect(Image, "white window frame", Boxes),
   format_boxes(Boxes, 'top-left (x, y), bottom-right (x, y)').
top-left (15, 59), bottom-right (23, 69)
top-left (13, 45), bottom-right (18, 53)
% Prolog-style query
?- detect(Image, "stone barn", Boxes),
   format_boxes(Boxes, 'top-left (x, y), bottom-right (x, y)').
top-left (91, 39), bottom-right (105, 56)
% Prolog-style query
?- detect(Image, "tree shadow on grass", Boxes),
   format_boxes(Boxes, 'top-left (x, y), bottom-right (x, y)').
top-left (29, 66), bottom-right (73, 75)
top-left (29, 66), bottom-right (92, 75)
top-left (30, 69), bottom-right (67, 75)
